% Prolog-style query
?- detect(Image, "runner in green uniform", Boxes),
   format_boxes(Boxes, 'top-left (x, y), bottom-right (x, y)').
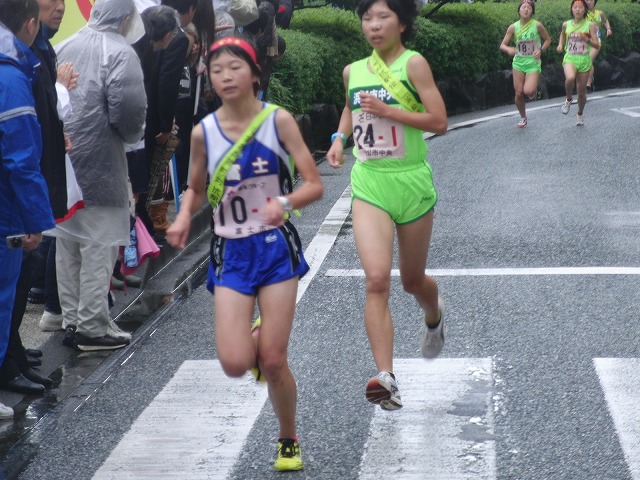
top-left (585, 0), bottom-right (612, 92)
top-left (326, 0), bottom-right (447, 411)
top-left (500, 0), bottom-right (551, 127)
top-left (557, 0), bottom-right (599, 126)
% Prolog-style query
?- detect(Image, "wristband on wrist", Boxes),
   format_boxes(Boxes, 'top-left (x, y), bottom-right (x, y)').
top-left (331, 132), bottom-right (347, 147)
top-left (276, 196), bottom-right (293, 212)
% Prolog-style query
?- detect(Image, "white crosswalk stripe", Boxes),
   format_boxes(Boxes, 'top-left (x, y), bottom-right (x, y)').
top-left (594, 358), bottom-right (640, 480)
top-left (92, 361), bottom-right (268, 480)
top-left (95, 358), bottom-right (497, 479)
top-left (326, 267), bottom-right (640, 277)
top-left (95, 356), bottom-right (640, 478)
top-left (359, 358), bottom-right (495, 480)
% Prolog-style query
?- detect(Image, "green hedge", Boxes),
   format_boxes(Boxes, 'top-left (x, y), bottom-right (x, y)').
top-left (268, 30), bottom-right (324, 113)
top-left (271, 8), bottom-right (370, 112)
top-left (270, 2), bottom-right (640, 113)
top-left (411, 10), bottom-right (507, 80)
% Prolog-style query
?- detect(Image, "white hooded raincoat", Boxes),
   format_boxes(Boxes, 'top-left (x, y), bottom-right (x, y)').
top-left (53, 0), bottom-right (146, 246)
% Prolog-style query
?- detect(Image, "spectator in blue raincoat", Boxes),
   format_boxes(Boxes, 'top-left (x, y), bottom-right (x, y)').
top-left (0, 0), bottom-right (55, 418)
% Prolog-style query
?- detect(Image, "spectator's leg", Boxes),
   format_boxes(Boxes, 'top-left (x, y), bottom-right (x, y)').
top-left (75, 244), bottom-right (119, 338)
top-left (56, 236), bottom-right (82, 330)
top-left (0, 243), bottom-right (22, 366)
top-left (43, 237), bottom-right (61, 315)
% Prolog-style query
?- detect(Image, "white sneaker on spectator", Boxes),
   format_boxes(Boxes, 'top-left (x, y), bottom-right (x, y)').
top-left (421, 297), bottom-right (445, 359)
top-left (39, 310), bottom-right (63, 332)
top-left (0, 402), bottom-right (14, 419)
top-left (107, 319), bottom-right (132, 341)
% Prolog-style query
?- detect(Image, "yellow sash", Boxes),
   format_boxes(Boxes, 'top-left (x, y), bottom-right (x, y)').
top-left (207, 104), bottom-right (278, 207)
top-left (514, 20), bottom-right (536, 40)
top-left (369, 50), bottom-right (422, 113)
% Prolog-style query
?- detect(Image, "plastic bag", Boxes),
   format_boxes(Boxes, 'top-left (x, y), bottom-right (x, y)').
top-left (124, 216), bottom-right (138, 268)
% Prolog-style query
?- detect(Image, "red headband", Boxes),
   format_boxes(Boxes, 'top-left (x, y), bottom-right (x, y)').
top-left (209, 37), bottom-right (258, 67)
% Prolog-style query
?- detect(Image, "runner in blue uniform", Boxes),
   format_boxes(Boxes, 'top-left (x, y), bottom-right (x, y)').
top-left (167, 36), bottom-right (323, 472)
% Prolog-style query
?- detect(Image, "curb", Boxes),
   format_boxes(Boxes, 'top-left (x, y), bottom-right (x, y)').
top-left (113, 202), bottom-right (213, 323)
top-left (0, 203), bottom-right (213, 445)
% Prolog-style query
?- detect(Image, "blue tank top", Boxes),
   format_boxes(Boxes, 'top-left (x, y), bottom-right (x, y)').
top-left (200, 103), bottom-right (294, 239)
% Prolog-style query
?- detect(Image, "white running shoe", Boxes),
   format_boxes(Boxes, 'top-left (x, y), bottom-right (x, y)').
top-left (365, 371), bottom-right (403, 410)
top-left (576, 114), bottom-right (584, 126)
top-left (561, 99), bottom-right (571, 115)
top-left (0, 402), bottom-right (14, 419)
top-left (39, 310), bottom-right (63, 332)
top-left (421, 297), bottom-right (445, 359)
top-left (107, 319), bottom-right (132, 341)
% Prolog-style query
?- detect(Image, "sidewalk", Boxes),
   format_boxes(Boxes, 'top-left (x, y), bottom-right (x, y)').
top-left (0, 201), bottom-right (212, 446)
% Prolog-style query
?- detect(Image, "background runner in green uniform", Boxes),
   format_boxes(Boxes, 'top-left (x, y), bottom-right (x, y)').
top-left (326, 0), bottom-right (448, 412)
top-left (585, 0), bottom-right (612, 92)
top-left (557, 0), bottom-right (599, 126)
top-left (499, 0), bottom-right (551, 128)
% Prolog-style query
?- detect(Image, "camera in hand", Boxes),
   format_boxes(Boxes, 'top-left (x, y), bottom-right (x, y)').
top-left (6, 235), bottom-right (24, 248)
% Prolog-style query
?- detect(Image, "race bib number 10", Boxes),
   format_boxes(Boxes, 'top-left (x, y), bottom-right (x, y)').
top-left (214, 175), bottom-right (279, 239)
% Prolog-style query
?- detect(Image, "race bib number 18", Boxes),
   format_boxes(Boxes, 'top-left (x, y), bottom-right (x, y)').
top-left (517, 40), bottom-right (536, 56)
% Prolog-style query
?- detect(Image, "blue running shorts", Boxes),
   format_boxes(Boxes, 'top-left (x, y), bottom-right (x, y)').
top-left (206, 222), bottom-right (309, 295)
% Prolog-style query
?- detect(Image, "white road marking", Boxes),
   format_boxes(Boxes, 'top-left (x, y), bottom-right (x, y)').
top-left (326, 267), bottom-right (640, 277)
top-left (92, 361), bottom-right (268, 480)
top-left (611, 107), bottom-right (640, 118)
top-left (297, 185), bottom-right (352, 303)
top-left (594, 358), bottom-right (640, 480)
top-left (359, 358), bottom-right (495, 480)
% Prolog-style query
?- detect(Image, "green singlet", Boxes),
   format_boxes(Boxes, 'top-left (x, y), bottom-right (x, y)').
top-left (347, 50), bottom-right (437, 224)
top-left (563, 19), bottom-right (593, 73)
top-left (512, 20), bottom-right (542, 74)
top-left (586, 9), bottom-right (604, 44)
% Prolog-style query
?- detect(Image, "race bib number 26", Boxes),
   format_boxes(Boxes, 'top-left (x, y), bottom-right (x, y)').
top-left (567, 34), bottom-right (587, 55)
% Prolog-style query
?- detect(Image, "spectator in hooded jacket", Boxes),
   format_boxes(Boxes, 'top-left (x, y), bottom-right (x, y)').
top-left (52, 0), bottom-right (147, 351)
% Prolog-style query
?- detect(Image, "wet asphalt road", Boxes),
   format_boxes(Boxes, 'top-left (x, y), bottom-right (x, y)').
top-left (2, 88), bottom-right (640, 479)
